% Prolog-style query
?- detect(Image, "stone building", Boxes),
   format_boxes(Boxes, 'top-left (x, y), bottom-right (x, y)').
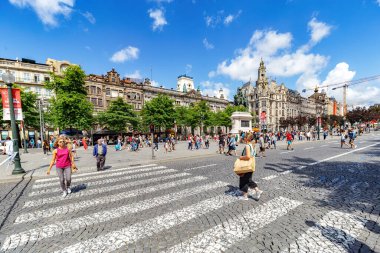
top-left (238, 60), bottom-right (343, 131)
top-left (0, 57), bottom-right (72, 140)
top-left (241, 59), bottom-right (288, 131)
top-left (85, 69), bottom-right (229, 114)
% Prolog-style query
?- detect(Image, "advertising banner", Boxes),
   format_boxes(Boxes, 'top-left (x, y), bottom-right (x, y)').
top-left (0, 88), bottom-right (23, 121)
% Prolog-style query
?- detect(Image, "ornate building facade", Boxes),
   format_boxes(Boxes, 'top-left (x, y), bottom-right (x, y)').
top-left (85, 69), bottom-right (229, 114)
top-left (239, 60), bottom-right (343, 131)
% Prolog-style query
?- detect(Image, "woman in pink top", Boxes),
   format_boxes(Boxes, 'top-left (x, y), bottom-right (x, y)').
top-left (47, 137), bottom-right (76, 197)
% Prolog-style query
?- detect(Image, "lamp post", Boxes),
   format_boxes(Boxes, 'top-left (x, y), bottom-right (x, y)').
top-left (2, 70), bottom-right (25, 174)
top-left (317, 113), bottom-right (320, 140)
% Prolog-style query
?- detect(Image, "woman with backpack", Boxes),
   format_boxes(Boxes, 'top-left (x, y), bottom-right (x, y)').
top-left (237, 136), bottom-right (263, 201)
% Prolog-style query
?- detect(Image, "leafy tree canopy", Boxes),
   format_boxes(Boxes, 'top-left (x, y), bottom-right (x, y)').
top-left (46, 65), bottom-right (87, 95)
top-left (97, 97), bottom-right (139, 133)
top-left (45, 65), bottom-right (93, 130)
top-left (141, 94), bottom-right (175, 130)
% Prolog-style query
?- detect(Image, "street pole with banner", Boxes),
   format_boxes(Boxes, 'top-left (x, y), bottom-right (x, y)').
top-left (1, 70), bottom-right (25, 174)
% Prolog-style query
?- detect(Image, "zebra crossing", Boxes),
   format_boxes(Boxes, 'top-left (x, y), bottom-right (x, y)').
top-left (0, 163), bottom-right (376, 252)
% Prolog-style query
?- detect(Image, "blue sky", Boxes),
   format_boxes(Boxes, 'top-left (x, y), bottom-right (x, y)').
top-left (1, 0), bottom-right (380, 107)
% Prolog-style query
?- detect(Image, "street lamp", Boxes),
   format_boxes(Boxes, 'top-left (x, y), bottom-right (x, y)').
top-left (2, 70), bottom-right (25, 174)
top-left (317, 113), bottom-right (320, 140)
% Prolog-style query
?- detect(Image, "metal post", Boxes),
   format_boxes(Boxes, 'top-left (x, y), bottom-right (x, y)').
top-left (7, 83), bottom-right (25, 174)
top-left (21, 121), bottom-right (28, 153)
top-left (317, 116), bottom-right (320, 140)
top-left (151, 132), bottom-right (155, 159)
top-left (39, 99), bottom-right (44, 151)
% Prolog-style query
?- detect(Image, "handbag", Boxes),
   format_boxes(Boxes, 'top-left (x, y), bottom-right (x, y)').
top-left (234, 144), bottom-right (256, 175)
top-left (71, 165), bottom-right (78, 173)
top-left (234, 157), bottom-right (255, 175)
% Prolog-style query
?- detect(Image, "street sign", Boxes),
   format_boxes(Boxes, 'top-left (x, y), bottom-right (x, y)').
top-left (0, 88), bottom-right (23, 121)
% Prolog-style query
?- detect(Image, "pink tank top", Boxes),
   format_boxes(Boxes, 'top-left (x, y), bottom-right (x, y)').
top-left (56, 147), bottom-right (71, 168)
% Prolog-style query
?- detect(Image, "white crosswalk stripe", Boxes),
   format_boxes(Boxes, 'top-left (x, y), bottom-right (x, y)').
top-left (2, 161), bottom-right (370, 253)
top-left (15, 176), bottom-right (207, 224)
top-left (165, 197), bottom-right (302, 253)
top-left (32, 165), bottom-right (166, 189)
top-left (24, 170), bottom-right (187, 207)
top-left (282, 210), bottom-right (368, 253)
top-left (34, 164), bottom-right (158, 183)
top-left (1, 181), bottom-right (228, 251)
top-left (29, 168), bottom-right (176, 196)
top-left (54, 195), bottom-right (238, 253)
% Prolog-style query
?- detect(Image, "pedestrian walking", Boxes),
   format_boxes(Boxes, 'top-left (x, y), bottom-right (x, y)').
top-left (5, 137), bottom-right (14, 163)
top-left (271, 133), bottom-right (277, 149)
top-left (237, 136), bottom-right (263, 201)
top-left (93, 139), bottom-right (107, 171)
top-left (348, 129), bottom-right (357, 149)
top-left (340, 130), bottom-right (350, 148)
top-left (286, 131), bottom-right (294, 150)
top-left (43, 139), bottom-right (50, 155)
top-left (82, 137), bottom-right (88, 151)
top-left (258, 134), bottom-right (266, 157)
top-left (218, 134), bottom-right (226, 154)
top-left (47, 137), bottom-right (76, 198)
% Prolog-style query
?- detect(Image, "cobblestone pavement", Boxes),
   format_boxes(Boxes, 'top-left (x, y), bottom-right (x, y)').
top-left (0, 133), bottom-right (379, 252)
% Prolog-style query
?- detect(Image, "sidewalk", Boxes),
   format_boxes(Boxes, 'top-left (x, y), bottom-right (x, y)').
top-left (0, 136), bottom-right (341, 182)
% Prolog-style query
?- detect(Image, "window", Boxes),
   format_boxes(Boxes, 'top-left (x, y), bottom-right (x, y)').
top-left (44, 76), bottom-right (50, 82)
top-left (241, 120), bottom-right (250, 127)
top-left (34, 74), bottom-right (40, 83)
top-left (97, 87), bottom-right (101, 95)
top-left (90, 86), bottom-right (96, 94)
top-left (91, 98), bottom-right (97, 106)
top-left (23, 72), bottom-right (30, 82)
top-left (98, 99), bottom-right (103, 107)
top-left (106, 88), bottom-right (110, 96)
top-left (111, 77), bottom-right (116, 83)
top-left (111, 90), bottom-right (118, 97)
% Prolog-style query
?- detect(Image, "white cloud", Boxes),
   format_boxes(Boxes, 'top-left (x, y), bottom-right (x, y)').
top-left (125, 70), bottom-right (142, 79)
top-left (149, 0), bottom-right (173, 3)
top-left (320, 62), bottom-right (377, 107)
top-left (203, 38), bottom-right (214, 50)
top-left (151, 80), bottom-right (161, 87)
top-left (148, 8), bottom-right (167, 31)
top-left (308, 17), bottom-right (332, 44)
top-left (110, 46), bottom-right (139, 63)
top-left (201, 81), bottom-right (231, 100)
top-left (186, 64), bottom-right (192, 74)
top-left (205, 10), bottom-right (241, 27)
top-left (224, 10), bottom-right (242, 25)
top-left (211, 18), bottom-right (333, 93)
top-left (82, 11), bottom-right (96, 24)
top-left (377, 0), bottom-right (380, 6)
top-left (9, 0), bottom-right (74, 26)
top-left (85, 45), bottom-right (91, 51)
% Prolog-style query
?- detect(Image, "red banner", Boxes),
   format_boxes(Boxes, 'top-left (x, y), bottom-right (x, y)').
top-left (0, 88), bottom-right (23, 120)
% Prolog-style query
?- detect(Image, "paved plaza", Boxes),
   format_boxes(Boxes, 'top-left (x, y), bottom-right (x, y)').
top-left (0, 133), bottom-right (379, 252)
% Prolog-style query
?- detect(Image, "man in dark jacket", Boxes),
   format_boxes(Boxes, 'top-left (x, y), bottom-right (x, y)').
top-left (93, 139), bottom-right (107, 171)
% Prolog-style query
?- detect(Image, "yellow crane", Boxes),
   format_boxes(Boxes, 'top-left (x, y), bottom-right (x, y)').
top-left (302, 75), bottom-right (380, 116)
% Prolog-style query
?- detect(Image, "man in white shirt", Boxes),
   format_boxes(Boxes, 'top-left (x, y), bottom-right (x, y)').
top-left (5, 137), bottom-right (14, 162)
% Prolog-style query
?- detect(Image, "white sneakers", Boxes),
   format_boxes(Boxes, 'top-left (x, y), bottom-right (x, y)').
top-left (62, 188), bottom-right (71, 198)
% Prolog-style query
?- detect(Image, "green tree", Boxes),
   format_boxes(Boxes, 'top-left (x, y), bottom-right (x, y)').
top-left (45, 65), bottom-right (93, 130)
top-left (20, 89), bottom-right (39, 129)
top-left (97, 97), bottom-right (139, 133)
top-left (307, 116), bottom-right (317, 127)
top-left (141, 95), bottom-right (175, 130)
